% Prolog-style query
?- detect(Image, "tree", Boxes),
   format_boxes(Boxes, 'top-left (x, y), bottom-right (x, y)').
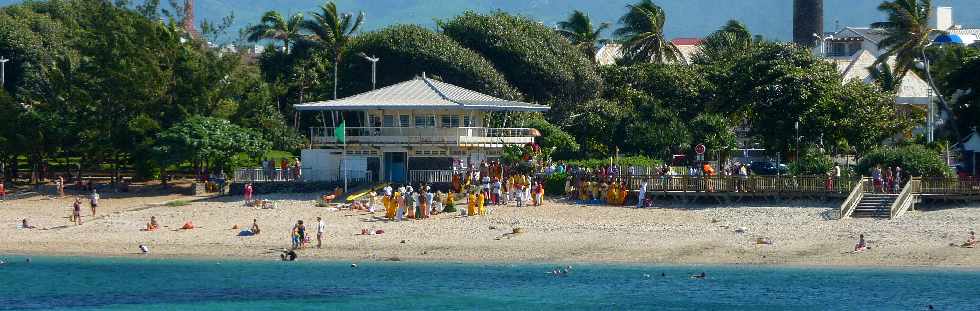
top-left (945, 55), bottom-right (980, 135)
top-left (693, 20), bottom-right (754, 64)
top-left (613, 0), bottom-right (680, 64)
top-left (872, 0), bottom-right (933, 82)
top-left (690, 113), bottom-right (736, 154)
top-left (440, 11), bottom-right (601, 110)
top-left (341, 24), bottom-right (521, 100)
top-left (301, 1), bottom-right (364, 100)
top-left (556, 10), bottom-right (609, 62)
top-left (245, 11), bottom-right (304, 54)
top-left (525, 118), bottom-right (580, 160)
top-left (153, 116), bottom-right (271, 176)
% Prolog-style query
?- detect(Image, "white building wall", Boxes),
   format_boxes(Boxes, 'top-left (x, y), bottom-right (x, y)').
top-left (300, 149), bottom-right (340, 181)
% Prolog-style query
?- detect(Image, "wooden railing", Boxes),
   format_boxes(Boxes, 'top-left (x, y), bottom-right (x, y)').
top-left (889, 178), bottom-right (919, 219)
top-left (577, 174), bottom-right (857, 194)
top-left (918, 177), bottom-right (980, 195)
top-left (233, 168), bottom-right (372, 183)
top-left (839, 178), bottom-right (869, 219)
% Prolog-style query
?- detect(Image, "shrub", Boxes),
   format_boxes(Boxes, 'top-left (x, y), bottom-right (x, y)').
top-left (790, 146), bottom-right (834, 175)
top-left (566, 156), bottom-right (662, 169)
top-left (856, 145), bottom-right (951, 177)
top-left (543, 172), bottom-right (569, 196)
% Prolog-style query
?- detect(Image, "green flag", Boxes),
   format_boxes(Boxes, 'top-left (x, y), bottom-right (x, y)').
top-left (334, 120), bottom-right (346, 144)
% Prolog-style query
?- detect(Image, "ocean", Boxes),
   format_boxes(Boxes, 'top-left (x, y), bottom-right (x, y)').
top-left (0, 256), bottom-right (977, 310)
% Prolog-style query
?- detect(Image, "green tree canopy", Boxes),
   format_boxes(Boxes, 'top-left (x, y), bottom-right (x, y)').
top-left (440, 11), bottom-right (601, 110)
top-left (341, 24), bottom-right (521, 100)
top-left (153, 116), bottom-right (271, 172)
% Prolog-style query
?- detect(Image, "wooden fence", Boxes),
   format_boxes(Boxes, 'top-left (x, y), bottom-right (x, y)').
top-left (573, 174), bottom-right (857, 194)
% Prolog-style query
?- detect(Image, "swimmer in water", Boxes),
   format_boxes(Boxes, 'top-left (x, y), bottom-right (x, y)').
top-left (139, 244), bottom-right (149, 254)
top-left (691, 272), bottom-right (706, 279)
top-left (280, 249), bottom-right (297, 261)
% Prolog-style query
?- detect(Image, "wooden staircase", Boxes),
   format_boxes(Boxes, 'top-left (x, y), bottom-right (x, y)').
top-left (850, 194), bottom-right (897, 218)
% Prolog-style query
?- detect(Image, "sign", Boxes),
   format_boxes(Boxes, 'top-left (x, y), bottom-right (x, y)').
top-left (695, 144), bottom-right (706, 155)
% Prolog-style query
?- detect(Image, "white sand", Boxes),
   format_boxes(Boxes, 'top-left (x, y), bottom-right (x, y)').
top-left (1, 190), bottom-right (978, 267)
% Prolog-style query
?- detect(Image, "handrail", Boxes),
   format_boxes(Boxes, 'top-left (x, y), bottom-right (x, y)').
top-left (839, 177), bottom-right (867, 219)
top-left (889, 178), bottom-right (919, 219)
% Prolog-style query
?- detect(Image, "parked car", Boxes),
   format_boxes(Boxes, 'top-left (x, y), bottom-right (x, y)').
top-left (749, 161), bottom-right (789, 175)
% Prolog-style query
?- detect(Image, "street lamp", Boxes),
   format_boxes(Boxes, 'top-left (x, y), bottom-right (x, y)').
top-left (916, 39), bottom-right (961, 142)
top-left (0, 56), bottom-right (9, 88)
top-left (812, 33), bottom-right (834, 56)
top-left (357, 52), bottom-right (380, 90)
top-left (795, 120), bottom-right (800, 175)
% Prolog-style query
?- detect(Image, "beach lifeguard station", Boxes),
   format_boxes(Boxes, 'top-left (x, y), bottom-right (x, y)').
top-left (294, 75), bottom-right (548, 184)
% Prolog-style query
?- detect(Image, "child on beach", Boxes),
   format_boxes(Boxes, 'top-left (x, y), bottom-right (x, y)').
top-left (963, 231), bottom-right (976, 248)
top-left (90, 190), bottom-right (99, 216)
top-left (72, 197), bottom-right (82, 225)
top-left (146, 216), bottom-right (160, 231)
top-left (853, 234), bottom-right (868, 253)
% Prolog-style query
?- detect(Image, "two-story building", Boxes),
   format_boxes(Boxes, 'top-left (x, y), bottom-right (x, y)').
top-left (294, 75), bottom-right (548, 184)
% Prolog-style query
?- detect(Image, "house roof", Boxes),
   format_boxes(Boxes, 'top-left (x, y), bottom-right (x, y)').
top-left (833, 27), bottom-right (890, 45)
top-left (294, 76), bottom-right (549, 112)
top-left (594, 40), bottom-right (701, 65)
top-left (670, 38), bottom-right (703, 46)
top-left (835, 49), bottom-right (932, 104)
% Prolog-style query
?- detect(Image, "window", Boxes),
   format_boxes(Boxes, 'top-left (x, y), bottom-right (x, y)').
top-left (382, 115), bottom-right (395, 127)
top-left (415, 114), bottom-right (436, 128)
top-left (369, 115), bottom-right (381, 127)
top-left (830, 43), bottom-right (846, 57)
top-left (463, 116), bottom-right (472, 127)
top-left (441, 115), bottom-right (460, 128)
top-left (399, 115), bottom-right (410, 127)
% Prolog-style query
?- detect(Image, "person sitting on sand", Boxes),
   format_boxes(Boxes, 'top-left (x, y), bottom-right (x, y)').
top-left (280, 249), bottom-right (297, 261)
top-left (854, 234), bottom-right (868, 252)
top-left (963, 231), bottom-right (976, 248)
top-left (250, 219), bottom-right (261, 235)
top-left (20, 219), bottom-right (35, 229)
top-left (146, 216), bottom-right (159, 231)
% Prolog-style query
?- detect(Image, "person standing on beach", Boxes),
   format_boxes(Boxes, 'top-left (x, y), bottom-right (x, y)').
top-left (0, 179), bottom-right (5, 201)
top-left (316, 217), bottom-right (325, 249)
top-left (57, 176), bottom-right (65, 197)
top-left (72, 197), bottom-right (82, 225)
top-left (637, 180), bottom-right (648, 208)
top-left (89, 189), bottom-right (99, 216)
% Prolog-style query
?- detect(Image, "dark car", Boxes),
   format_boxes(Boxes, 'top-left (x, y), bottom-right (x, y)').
top-left (749, 161), bottom-right (789, 175)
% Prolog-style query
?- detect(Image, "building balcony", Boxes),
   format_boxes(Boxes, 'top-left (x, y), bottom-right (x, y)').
top-left (308, 127), bottom-right (537, 147)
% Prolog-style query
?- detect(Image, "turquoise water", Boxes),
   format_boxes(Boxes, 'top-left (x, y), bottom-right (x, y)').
top-left (0, 256), bottom-right (977, 310)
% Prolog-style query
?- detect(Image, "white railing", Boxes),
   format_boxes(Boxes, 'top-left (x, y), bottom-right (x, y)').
top-left (233, 168), bottom-right (372, 183)
top-left (838, 178), bottom-right (868, 220)
top-left (889, 178), bottom-right (919, 219)
top-left (309, 126), bottom-right (535, 146)
top-left (409, 170), bottom-right (455, 183)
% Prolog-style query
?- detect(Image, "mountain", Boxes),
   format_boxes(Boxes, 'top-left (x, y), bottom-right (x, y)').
top-left (3, 0), bottom-right (980, 43)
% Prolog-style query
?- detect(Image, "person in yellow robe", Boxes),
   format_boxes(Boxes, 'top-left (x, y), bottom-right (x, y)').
top-left (611, 182), bottom-right (621, 205)
top-left (620, 185), bottom-right (630, 206)
top-left (383, 195), bottom-right (394, 220)
top-left (477, 192), bottom-right (487, 215)
top-left (467, 192), bottom-right (477, 216)
top-left (445, 192), bottom-right (455, 212)
top-left (599, 181), bottom-right (609, 203)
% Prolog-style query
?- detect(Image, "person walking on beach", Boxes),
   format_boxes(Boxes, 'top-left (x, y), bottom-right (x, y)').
top-left (244, 183), bottom-right (254, 205)
top-left (57, 176), bottom-right (65, 197)
top-left (0, 179), bottom-right (5, 201)
top-left (291, 220), bottom-right (306, 249)
top-left (637, 179), bottom-right (648, 208)
top-left (316, 217), bottom-right (325, 249)
top-left (89, 189), bottom-right (99, 216)
top-left (72, 197), bottom-right (82, 225)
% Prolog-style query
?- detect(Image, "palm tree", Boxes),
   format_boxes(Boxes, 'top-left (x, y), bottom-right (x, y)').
top-left (872, 0), bottom-right (933, 81)
top-left (245, 11), bottom-right (304, 54)
top-left (874, 0), bottom-right (960, 139)
top-left (694, 20), bottom-right (753, 63)
top-left (301, 1), bottom-right (364, 100)
top-left (556, 10), bottom-right (609, 63)
top-left (613, 0), bottom-right (680, 64)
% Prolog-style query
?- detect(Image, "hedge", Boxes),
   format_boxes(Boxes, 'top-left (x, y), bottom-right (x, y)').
top-left (855, 145), bottom-right (951, 177)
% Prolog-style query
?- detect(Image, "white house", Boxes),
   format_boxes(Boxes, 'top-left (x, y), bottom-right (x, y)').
top-left (293, 75), bottom-right (548, 184)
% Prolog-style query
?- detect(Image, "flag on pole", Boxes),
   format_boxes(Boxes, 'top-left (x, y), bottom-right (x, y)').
top-left (334, 120), bottom-right (346, 144)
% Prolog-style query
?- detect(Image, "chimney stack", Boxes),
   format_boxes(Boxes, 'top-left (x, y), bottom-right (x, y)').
top-left (793, 0), bottom-right (824, 48)
top-left (930, 7), bottom-right (953, 31)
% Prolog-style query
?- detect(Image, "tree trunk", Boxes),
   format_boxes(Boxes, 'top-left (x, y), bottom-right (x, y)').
top-left (333, 58), bottom-right (339, 100)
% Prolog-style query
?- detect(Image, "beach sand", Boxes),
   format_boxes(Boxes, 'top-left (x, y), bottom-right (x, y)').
top-left (1, 189), bottom-right (978, 267)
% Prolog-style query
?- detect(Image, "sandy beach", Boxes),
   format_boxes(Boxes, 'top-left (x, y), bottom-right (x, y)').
top-left (1, 188), bottom-right (978, 267)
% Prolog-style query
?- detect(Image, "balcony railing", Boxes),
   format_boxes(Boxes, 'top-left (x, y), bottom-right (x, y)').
top-left (309, 126), bottom-right (535, 146)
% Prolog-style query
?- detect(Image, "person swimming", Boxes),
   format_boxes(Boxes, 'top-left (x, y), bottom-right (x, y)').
top-left (691, 272), bottom-right (706, 279)
top-left (280, 249), bottom-right (297, 261)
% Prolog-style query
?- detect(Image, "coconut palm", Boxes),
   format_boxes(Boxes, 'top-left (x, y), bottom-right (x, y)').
top-left (694, 20), bottom-right (754, 64)
top-left (245, 11), bottom-right (304, 54)
top-left (301, 1), bottom-right (364, 100)
top-left (872, 0), bottom-right (934, 81)
top-left (557, 10), bottom-right (609, 63)
top-left (613, 0), bottom-right (680, 64)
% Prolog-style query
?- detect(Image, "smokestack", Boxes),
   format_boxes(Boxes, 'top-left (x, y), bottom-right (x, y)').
top-left (793, 0), bottom-right (823, 48)
top-left (182, 0), bottom-right (196, 34)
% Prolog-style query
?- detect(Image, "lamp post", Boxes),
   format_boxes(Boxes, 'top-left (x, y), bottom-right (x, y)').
top-left (812, 33), bottom-right (834, 56)
top-left (0, 56), bottom-right (9, 88)
top-left (795, 120), bottom-right (800, 176)
top-left (917, 41), bottom-right (960, 142)
top-left (357, 52), bottom-right (380, 90)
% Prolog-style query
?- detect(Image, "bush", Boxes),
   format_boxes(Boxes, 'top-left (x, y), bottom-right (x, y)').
top-left (856, 145), bottom-right (951, 177)
top-left (525, 118), bottom-right (579, 159)
top-left (343, 24), bottom-right (521, 100)
top-left (544, 172), bottom-right (569, 196)
top-left (790, 146), bottom-right (834, 175)
top-left (566, 156), bottom-right (662, 169)
top-left (441, 11), bottom-right (601, 107)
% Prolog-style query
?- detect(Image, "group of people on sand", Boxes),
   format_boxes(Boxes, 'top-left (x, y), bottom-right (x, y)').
top-left (289, 217), bottom-right (325, 250)
top-left (67, 190), bottom-right (100, 225)
top-left (571, 177), bottom-right (632, 206)
top-left (381, 183), bottom-right (445, 220)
